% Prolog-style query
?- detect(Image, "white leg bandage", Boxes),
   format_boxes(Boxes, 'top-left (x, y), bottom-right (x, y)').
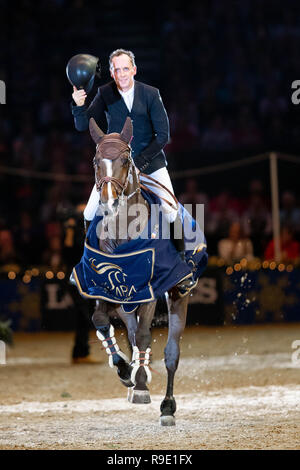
top-left (96, 325), bottom-right (129, 368)
top-left (130, 346), bottom-right (152, 384)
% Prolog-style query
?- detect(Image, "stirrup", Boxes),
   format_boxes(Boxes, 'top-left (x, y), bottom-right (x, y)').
top-left (175, 276), bottom-right (198, 298)
top-left (176, 251), bottom-right (198, 297)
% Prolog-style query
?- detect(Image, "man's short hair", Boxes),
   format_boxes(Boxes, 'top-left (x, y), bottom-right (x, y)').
top-left (109, 49), bottom-right (136, 70)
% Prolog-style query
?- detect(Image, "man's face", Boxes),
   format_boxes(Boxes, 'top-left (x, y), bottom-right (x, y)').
top-left (110, 54), bottom-right (136, 92)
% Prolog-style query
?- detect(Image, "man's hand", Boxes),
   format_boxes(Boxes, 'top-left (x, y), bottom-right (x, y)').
top-left (72, 86), bottom-right (87, 106)
top-left (134, 154), bottom-right (150, 173)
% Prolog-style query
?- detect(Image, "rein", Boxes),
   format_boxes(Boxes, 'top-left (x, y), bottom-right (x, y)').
top-left (139, 172), bottom-right (179, 211)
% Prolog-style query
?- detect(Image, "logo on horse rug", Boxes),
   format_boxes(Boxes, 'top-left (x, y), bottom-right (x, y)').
top-left (73, 243), bottom-right (156, 309)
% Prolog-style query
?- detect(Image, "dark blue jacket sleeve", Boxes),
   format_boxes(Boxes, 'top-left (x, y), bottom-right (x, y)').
top-left (71, 88), bottom-right (107, 132)
top-left (138, 89), bottom-right (170, 162)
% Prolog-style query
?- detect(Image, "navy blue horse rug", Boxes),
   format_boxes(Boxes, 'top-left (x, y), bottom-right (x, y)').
top-left (72, 191), bottom-right (208, 312)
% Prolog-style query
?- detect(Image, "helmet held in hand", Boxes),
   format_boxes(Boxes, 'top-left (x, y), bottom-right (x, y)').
top-left (66, 54), bottom-right (101, 93)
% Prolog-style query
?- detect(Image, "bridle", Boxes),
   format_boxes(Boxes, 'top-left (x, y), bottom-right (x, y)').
top-left (94, 138), bottom-right (141, 203)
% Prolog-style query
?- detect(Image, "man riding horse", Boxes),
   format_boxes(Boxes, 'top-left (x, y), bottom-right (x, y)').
top-left (69, 48), bottom-right (196, 295)
top-left (70, 116), bottom-right (208, 425)
top-left (67, 49), bottom-right (208, 425)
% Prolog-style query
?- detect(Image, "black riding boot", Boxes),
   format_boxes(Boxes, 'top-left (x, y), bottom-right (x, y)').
top-left (84, 218), bottom-right (91, 235)
top-left (170, 218), bottom-right (185, 261)
top-left (169, 217), bottom-right (197, 296)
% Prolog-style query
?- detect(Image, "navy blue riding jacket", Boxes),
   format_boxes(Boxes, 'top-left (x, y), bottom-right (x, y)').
top-left (71, 80), bottom-right (170, 175)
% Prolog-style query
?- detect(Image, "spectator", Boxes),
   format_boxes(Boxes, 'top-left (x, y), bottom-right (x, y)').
top-left (241, 192), bottom-right (272, 257)
top-left (264, 225), bottom-right (300, 262)
top-left (178, 177), bottom-right (209, 222)
top-left (0, 228), bottom-right (18, 265)
top-left (13, 211), bottom-right (43, 266)
top-left (206, 190), bottom-right (240, 254)
top-left (207, 190), bottom-right (240, 238)
top-left (241, 179), bottom-right (270, 213)
top-left (42, 235), bottom-right (63, 270)
top-left (218, 221), bottom-right (254, 264)
top-left (280, 191), bottom-right (300, 236)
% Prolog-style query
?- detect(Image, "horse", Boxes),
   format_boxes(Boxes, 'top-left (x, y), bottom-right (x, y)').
top-left (72, 116), bottom-right (207, 426)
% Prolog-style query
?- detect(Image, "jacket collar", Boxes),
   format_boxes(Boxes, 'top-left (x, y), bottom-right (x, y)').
top-left (108, 80), bottom-right (141, 115)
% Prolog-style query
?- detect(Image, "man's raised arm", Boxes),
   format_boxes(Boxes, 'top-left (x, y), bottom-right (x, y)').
top-left (71, 86), bottom-right (106, 132)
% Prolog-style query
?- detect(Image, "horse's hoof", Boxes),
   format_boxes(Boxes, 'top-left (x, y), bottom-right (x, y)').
top-left (160, 415), bottom-right (176, 426)
top-left (117, 361), bottom-right (134, 388)
top-left (120, 377), bottom-right (135, 388)
top-left (127, 388), bottom-right (151, 404)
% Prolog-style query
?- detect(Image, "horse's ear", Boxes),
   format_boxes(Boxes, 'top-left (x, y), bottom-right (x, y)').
top-left (89, 118), bottom-right (105, 144)
top-left (120, 117), bottom-right (133, 144)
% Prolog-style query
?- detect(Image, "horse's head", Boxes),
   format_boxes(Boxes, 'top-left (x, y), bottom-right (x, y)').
top-left (89, 117), bottom-right (137, 216)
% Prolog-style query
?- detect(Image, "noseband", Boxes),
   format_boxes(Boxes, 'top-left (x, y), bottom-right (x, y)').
top-left (94, 138), bottom-right (140, 201)
top-left (96, 174), bottom-right (126, 193)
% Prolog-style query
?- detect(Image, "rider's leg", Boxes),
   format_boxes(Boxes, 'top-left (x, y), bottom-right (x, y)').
top-left (140, 167), bottom-right (196, 295)
top-left (140, 167), bottom-right (185, 260)
top-left (140, 167), bottom-right (185, 252)
top-left (83, 183), bottom-right (99, 230)
top-left (140, 167), bottom-right (178, 224)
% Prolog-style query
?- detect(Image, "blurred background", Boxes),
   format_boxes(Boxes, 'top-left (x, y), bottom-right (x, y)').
top-left (1, 0), bottom-right (300, 332)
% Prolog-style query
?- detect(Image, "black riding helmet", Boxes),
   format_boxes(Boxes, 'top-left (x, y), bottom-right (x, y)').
top-left (66, 54), bottom-right (101, 93)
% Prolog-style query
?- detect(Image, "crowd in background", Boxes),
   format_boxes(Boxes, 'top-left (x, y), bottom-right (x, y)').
top-left (1, 0), bottom-right (300, 270)
top-left (161, 0), bottom-right (300, 156)
top-left (178, 177), bottom-right (300, 263)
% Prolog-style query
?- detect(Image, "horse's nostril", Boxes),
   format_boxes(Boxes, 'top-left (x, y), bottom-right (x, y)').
top-left (101, 198), bottom-right (119, 217)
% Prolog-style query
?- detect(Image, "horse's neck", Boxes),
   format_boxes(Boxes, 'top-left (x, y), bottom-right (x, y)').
top-left (98, 178), bottom-right (149, 253)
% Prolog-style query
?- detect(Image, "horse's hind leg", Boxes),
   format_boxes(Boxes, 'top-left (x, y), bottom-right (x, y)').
top-left (160, 294), bottom-right (189, 426)
top-left (92, 300), bottom-right (133, 387)
top-left (122, 301), bottom-right (156, 404)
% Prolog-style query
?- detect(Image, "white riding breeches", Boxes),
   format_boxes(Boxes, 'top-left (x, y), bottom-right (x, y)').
top-left (140, 167), bottom-right (178, 223)
top-left (83, 183), bottom-right (100, 221)
top-left (83, 166), bottom-right (178, 223)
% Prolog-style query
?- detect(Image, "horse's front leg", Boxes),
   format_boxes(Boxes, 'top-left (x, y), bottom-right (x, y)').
top-left (124, 301), bottom-right (156, 404)
top-left (92, 300), bottom-right (133, 387)
top-left (160, 294), bottom-right (189, 426)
